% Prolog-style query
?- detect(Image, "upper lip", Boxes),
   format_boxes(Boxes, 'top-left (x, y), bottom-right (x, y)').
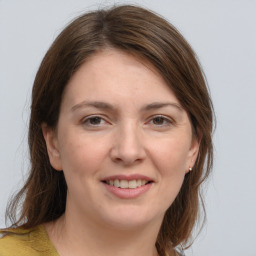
top-left (101, 174), bottom-right (154, 182)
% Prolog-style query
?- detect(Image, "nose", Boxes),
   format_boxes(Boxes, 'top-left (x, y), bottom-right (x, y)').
top-left (110, 123), bottom-right (146, 166)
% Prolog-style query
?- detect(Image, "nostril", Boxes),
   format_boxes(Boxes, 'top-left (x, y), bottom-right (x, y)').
top-left (109, 135), bottom-right (146, 165)
top-left (111, 155), bottom-right (143, 166)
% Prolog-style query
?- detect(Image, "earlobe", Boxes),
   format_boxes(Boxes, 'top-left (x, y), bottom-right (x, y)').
top-left (42, 123), bottom-right (63, 171)
top-left (186, 135), bottom-right (201, 173)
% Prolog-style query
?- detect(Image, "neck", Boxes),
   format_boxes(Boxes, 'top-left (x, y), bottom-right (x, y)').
top-left (45, 211), bottom-right (161, 256)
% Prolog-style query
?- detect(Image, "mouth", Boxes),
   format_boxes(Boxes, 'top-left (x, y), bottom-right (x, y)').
top-left (101, 175), bottom-right (154, 199)
top-left (102, 179), bottom-right (153, 189)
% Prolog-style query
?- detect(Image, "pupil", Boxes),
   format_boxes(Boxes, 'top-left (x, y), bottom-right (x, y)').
top-left (154, 117), bottom-right (163, 124)
top-left (90, 117), bottom-right (101, 124)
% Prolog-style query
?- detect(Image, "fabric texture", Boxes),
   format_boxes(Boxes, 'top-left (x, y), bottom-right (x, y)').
top-left (0, 225), bottom-right (58, 256)
top-left (0, 225), bottom-right (185, 256)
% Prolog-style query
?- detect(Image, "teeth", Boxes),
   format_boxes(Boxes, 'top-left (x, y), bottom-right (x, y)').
top-left (129, 180), bottom-right (137, 189)
top-left (137, 179), bottom-right (142, 187)
top-left (106, 179), bottom-right (149, 189)
top-left (114, 179), bottom-right (119, 187)
top-left (120, 180), bottom-right (128, 188)
top-left (141, 180), bottom-right (146, 185)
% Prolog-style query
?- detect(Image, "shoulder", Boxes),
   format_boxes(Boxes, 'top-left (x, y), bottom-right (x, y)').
top-left (0, 225), bottom-right (58, 256)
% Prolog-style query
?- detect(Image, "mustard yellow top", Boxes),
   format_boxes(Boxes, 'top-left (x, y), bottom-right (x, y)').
top-left (0, 225), bottom-right (59, 256)
top-left (0, 225), bottom-right (185, 256)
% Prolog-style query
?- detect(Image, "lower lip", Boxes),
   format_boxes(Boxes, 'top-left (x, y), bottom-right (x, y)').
top-left (103, 182), bottom-right (153, 199)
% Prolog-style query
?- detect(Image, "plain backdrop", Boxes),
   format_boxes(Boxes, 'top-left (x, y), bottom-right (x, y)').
top-left (0, 0), bottom-right (256, 255)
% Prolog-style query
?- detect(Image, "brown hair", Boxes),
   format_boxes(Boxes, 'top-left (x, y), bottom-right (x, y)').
top-left (6, 5), bottom-right (214, 256)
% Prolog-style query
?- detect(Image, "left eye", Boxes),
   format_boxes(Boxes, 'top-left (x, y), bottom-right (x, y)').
top-left (150, 116), bottom-right (172, 126)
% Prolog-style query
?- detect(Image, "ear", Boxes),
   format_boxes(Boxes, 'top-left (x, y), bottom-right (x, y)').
top-left (185, 133), bottom-right (201, 174)
top-left (42, 123), bottom-right (63, 171)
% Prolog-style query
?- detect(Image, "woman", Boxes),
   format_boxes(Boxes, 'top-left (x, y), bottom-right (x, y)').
top-left (0, 5), bottom-right (214, 256)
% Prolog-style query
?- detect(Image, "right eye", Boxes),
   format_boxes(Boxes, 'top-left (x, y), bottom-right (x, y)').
top-left (82, 116), bottom-right (107, 127)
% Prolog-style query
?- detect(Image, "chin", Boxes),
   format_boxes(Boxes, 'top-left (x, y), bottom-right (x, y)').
top-left (99, 206), bottom-right (163, 231)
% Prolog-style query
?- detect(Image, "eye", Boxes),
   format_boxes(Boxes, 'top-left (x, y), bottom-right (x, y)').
top-left (82, 116), bottom-right (108, 127)
top-left (149, 115), bottom-right (173, 127)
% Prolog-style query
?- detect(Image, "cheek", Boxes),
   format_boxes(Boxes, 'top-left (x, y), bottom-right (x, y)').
top-left (148, 138), bottom-right (189, 206)
top-left (150, 138), bottom-right (190, 175)
top-left (58, 134), bottom-right (108, 177)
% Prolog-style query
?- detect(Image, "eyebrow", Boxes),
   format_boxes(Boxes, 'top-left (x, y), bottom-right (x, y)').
top-left (71, 101), bottom-right (183, 112)
top-left (141, 102), bottom-right (183, 112)
top-left (71, 101), bottom-right (115, 112)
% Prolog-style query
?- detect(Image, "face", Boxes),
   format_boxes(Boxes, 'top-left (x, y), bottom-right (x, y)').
top-left (43, 49), bottom-right (199, 231)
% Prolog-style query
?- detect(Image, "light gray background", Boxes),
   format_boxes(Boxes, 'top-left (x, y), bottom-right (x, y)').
top-left (0, 0), bottom-right (256, 255)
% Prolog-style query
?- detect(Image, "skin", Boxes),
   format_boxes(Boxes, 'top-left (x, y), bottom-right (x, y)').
top-left (42, 49), bottom-right (199, 256)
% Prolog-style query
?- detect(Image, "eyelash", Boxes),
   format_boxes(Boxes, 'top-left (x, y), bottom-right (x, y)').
top-left (148, 115), bottom-right (173, 127)
top-left (81, 115), bottom-right (108, 127)
top-left (81, 115), bottom-right (174, 128)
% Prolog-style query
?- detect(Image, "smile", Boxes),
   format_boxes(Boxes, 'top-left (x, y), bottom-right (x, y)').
top-left (104, 179), bottom-right (151, 189)
top-left (101, 175), bottom-right (154, 199)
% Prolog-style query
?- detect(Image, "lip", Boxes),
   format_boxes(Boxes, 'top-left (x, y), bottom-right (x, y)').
top-left (101, 174), bottom-right (153, 182)
top-left (101, 174), bottom-right (154, 199)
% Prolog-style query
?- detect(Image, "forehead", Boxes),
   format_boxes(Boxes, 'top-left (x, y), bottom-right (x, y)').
top-left (61, 49), bottom-right (180, 109)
